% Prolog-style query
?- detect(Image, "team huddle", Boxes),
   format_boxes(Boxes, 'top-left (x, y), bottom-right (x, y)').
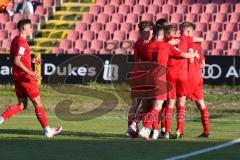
top-left (126, 19), bottom-right (210, 140)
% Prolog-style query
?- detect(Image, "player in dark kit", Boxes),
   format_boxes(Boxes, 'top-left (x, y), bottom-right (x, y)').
top-left (0, 19), bottom-right (62, 138)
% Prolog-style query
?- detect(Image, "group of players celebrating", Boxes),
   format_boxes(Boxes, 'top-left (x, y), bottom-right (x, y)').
top-left (126, 19), bottom-right (210, 140)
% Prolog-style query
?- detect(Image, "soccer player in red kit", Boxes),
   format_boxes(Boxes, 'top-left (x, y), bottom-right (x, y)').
top-left (0, 19), bottom-right (62, 138)
top-left (138, 25), bottom-right (199, 140)
top-left (126, 21), bottom-right (154, 137)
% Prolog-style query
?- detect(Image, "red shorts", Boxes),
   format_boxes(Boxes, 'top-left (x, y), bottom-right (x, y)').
top-left (14, 78), bottom-right (40, 101)
top-left (167, 72), bottom-right (188, 99)
top-left (187, 79), bottom-right (203, 101)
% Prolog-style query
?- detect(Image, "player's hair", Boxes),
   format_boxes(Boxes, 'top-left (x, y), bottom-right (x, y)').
top-left (180, 21), bottom-right (195, 31)
top-left (17, 19), bottom-right (31, 32)
top-left (153, 25), bottom-right (164, 37)
top-left (164, 24), bottom-right (177, 32)
top-left (138, 21), bottom-right (154, 32)
top-left (155, 18), bottom-right (167, 27)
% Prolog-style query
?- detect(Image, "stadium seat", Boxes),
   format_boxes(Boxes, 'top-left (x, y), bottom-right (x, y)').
top-left (98, 30), bottom-right (111, 41)
top-left (141, 13), bottom-right (154, 21)
top-left (235, 3), bottom-right (240, 12)
top-left (182, 0), bottom-right (194, 5)
top-left (84, 48), bottom-right (96, 54)
top-left (133, 5), bottom-right (145, 14)
top-left (176, 4), bottom-right (188, 14)
top-left (139, 0), bottom-right (151, 6)
top-left (219, 3), bottom-right (233, 13)
top-left (195, 22), bottom-right (208, 32)
top-left (97, 14), bottom-right (110, 23)
top-left (96, 0), bottom-right (108, 6)
top-left (170, 13), bottom-right (183, 23)
top-left (190, 4), bottom-right (203, 13)
top-left (227, 49), bottom-right (239, 56)
top-left (111, 13), bottom-right (124, 23)
top-left (0, 14), bottom-right (10, 24)
top-left (225, 23), bottom-right (238, 32)
top-left (129, 31), bottom-right (139, 41)
top-left (210, 23), bottom-right (223, 32)
top-left (59, 39), bottom-right (72, 50)
top-left (13, 14), bottom-right (26, 22)
top-left (147, 5), bottom-right (160, 14)
top-left (156, 13), bottom-right (168, 21)
top-left (205, 31), bottom-right (218, 41)
top-left (90, 22), bottom-right (103, 33)
top-left (113, 31), bottom-right (126, 41)
top-left (126, 14), bottom-right (139, 23)
top-left (229, 13), bottom-right (240, 23)
top-left (35, 6), bottom-right (47, 15)
top-left (220, 31), bottom-right (233, 41)
top-left (75, 40), bottom-right (88, 50)
top-left (99, 48), bottom-right (111, 54)
top-left (105, 23), bottom-right (118, 34)
top-left (10, 30), bottom-right (19, 39)
top-left (185, 13), bottom-right (198, 22)
top-left (91, 40), bottom-right (103, 50)
top-left (120, 23), bottom-right (133, 32)
top-left (67, 30), bottom-right (79, 41)
top-left (125, 0), bottom-right (137, 6)
top-left (211, 0), bottom-right (224, 3)
top-left (162, 5), bottom-right (174, 14)
top-left (28, 14), bottom-right (40, 25)
top-left (166, 0), bottom-right (180, 5)
top-left (89, 5), bottom-right (102, 15)
top-left (105, 40), bottom-right (119, 52)
top-left (195, 0), bottom-right (209, 4)
top-left (215, 13), bottom-right (227, 23)
top-left (67, 48), bottom-right (80, 54)
top-left (202, 41), bottom-right (213, 52)
top-left (211, 49), bottom-right (224, 56)
top-left (227, 41), bottom-right (240, 55)
top-left (200, 13), bottom-right (212, 23)
top-left (193, 31), bottom-right (203, 37)
top-left (109, 0), bottom-right (123, 6)
top-left (214, 41), bottom-right (228, 50)
top-left (82, 31), bottom-right (95, 41)
top-left (118, 5), bottom-right (131, 15)
top-left (153, 0), bottom-right (165, 5)
top-left (0, 30), bottom-right (8, 40)
top-left (103, 5), bottom-right (116, 15)
top-left (82, 14), bottom-right (95, 24)
top-left (4, 22), bottom-right (16, 30)
top-left (75, 23), bottom-right (88, 32)
top-left (52, 48), bottom-right (64, 54)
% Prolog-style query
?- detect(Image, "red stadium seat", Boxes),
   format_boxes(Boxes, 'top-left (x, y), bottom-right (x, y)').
top-left (0, 14), bottom-right (10, 24)
top-left (185, 13), bottom-right (198, 22)
top-left (111, 13), bottom-right (124, 23)
top-left (225, 23), bottom-right (238, 32)
top-left (147, 5), bottom-right (160, 14)
top-left (103, 5), bottom-right (116, 15)
top-left (166, 0), bottom-right (179, 5)
top-left (205, 31), bottom-right (218, 41)
top-left (82, 14), bottom-right (95, 24)
top-left (200, 13), bottom-right (212, 23)
top-left (215, 41), bottom-right (228, 50)
top-left (99, 48), bottom-right (111, 54)
top-left (97, 14), bottom-right (109, 23)
top-left (133, 5), bottom-right (145, 14)
top-left (10, 30), bottom-right (19, 39)
top-left (82, 31), bottom-right (95, 41)
top-left (13, 14), bottom-right (26, 22)
top-left (227, 49), bottom-right (239, 56)
top-left (211, 0), bottom-right (224, 3)
top-left (43, 0), bottom-right (55, 7)
top-left (84, 49), bottom-right (96, 54)
top-left (230, 41), bottom-right (240, 50)
top-left (109, 0), bottom-right (123, 6)
top-left (89, 5), bottom-right (102, 15)
top-left (235, 3), bottom-right (240, 13)
top-left (182, 0), bottom-right (194, 5)
top-left (141, 13), bottom-right (154, 21)
top-left (0, 30), bottom-right (8, 40)
top-left (67, 48), bottom-right (80, 54)
top-left (28, 14), bottom-right (40, 24)
top-left (52, 48), bottom-right (64, 54)
top-left (215, 13), bottom-right (227, 23)
top-left (118, 5), bottom-right (130, 15)
top-left (4, 22), bottom-right (16, 30)
top-left (156, 13), bottom-right (168, 21)
top-left (139, 0), bottom-right (151, 6)
top-left (193, 31), bottom-right (203, 37)
top-left (98, 30), bottom-right (111, 41)
top-left (170, 13), bottom-right (183, 23)
top-left (120, 23), bottom-right (133, 32)
top-left (59, 39), bottom-right (72, 50)
top-left (129, 31), bottom-right (139, 41)
top-left (227, 41), bottom-right (240, 55)
top-left (67, 30), bottom-right (79, 41)
top-left (96, 0), bottom-right (108, 6)
top-left (113, 31), bottom-right (126, 41)
top-left (162, 5), bottom-right (174, 14)
top-left (105, 23), bottom-right (118, 34)
top-left (195, 22), bottom-right (208, 32)
top-left (210, 23), bottom-right (223, 32)
top-left (35, 6), bottom-right (47, 15)
top-left (176, 4), bottom-right (188, 14)
top-left (90, 22), bottom-right (103, 33)
top-left (190, 4), bottom-right (203, 13)
top-left (196, 0), bottom-right (209, 4)
top-left (202, 41), bottom-right (213, 51)
top-left (75, 23), bottom-right (88, 32)
top-left (75, 40), bottom-right (88, 50)
top-left (153, 0), bottom-right (165, 5)
top-left (219, 3), bottom-right (233, 13)
top-left (125, 0), bottom-right (137, 6)
top-left (91, 40), bottom-right (103, 50)
top-left (211, 49), bottom-right (224, 56)
top-left (229, 13), bottom-right (240, 23)
top-left (205, 3), bottom-right (218, 13)
top-left (126, 14), bottom-right (139, 23)
top-left (220, 31), bottom-right (233, 41)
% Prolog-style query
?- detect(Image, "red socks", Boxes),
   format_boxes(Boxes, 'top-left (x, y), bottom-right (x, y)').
top-left (1, 105), bottom-right (23, 120)
top-left (165, 107), bottom-right (173, 133)
top-left (152, 108), bottom-right (159, 130)
top-left (160, 106), bottom-right (166, 130)
top-left (176, 106), bottom-right (186, 134)
top-left (200, 108), bottom-right (210, 135)
top-left (35, 106), bottom-right (48, 129)
top-left (143, 108), bottom-right (159, 129)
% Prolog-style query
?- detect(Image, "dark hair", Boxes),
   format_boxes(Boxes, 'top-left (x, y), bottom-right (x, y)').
top-left (17, 19), bottom-right (31, 32)
top-left (180, 21), bottom-right (195, 30)
top-left (164, 24), bottom-right (177, 32)
top-left (155, 18), bottom-right (167, 27)
top-left (153, 25), bottom-right (164, 37)
top-left (138, 21), bottom-right (154, 32)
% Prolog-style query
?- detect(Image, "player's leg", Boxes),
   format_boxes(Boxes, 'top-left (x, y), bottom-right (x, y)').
top-left (176, 96), bottom-right (187, 138)
top-left (195, 99), bottom-right (210, 138)
top-left (0, 97), bottom-right (28, 124)
top-left (159, 101), bottom-right (167, 137)
top-left (164, 98), bottom-right (175, 139)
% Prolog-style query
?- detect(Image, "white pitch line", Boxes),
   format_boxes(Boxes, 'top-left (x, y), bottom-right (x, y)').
top-left (165, 138), bottom-right (240, 160)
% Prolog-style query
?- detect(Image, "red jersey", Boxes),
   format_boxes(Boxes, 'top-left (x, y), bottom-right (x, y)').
top-left (167, 35), bottom-right (193, 77)
top-left (10, 36), bottom-right (32, 81)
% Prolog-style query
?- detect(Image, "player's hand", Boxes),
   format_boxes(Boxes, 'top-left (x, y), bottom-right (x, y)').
top-left (194, 51), bottom-right (200, 59)
top-left (30, 71), bottom-right (42, 80)
top-left (32, 58), bottom-right (42, 65)
top-left (168, 39), bottom-right (180, 45)
top-left (200, 61), bottom-right (206, 68)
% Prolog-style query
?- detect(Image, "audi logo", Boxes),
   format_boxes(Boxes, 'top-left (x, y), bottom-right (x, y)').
top-left (202, 64), bottom-right (222, 79)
